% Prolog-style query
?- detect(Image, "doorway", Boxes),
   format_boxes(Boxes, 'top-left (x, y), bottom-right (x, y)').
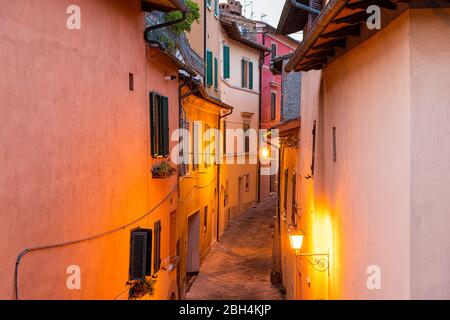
top-left (187, 211), bottom-right (200, 275)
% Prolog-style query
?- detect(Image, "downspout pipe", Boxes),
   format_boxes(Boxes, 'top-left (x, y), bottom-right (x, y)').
top-left (144, 11), bottom-right (188, 42)
top-left (290, 0), bottom-right (321, 15)
top-left (285, 0), bottom-right (349, 72)
top-left (217, 108), bottom-right (233, 242)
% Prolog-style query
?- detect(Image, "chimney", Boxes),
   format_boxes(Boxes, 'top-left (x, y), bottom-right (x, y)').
top-left (219, 0), bottom-right (243, 16)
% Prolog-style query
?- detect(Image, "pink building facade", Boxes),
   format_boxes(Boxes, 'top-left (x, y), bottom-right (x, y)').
top-left (256, 25), bottom-right (298, 200)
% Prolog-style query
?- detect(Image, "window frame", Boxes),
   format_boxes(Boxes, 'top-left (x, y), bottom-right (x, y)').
top-left (270, 91), bottom-right (277, 120)
top-left (150, 92), bottom-right (169, 158)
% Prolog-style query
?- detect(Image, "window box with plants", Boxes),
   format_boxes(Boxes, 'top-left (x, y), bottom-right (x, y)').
top-left (152, 160), bottom-right (176, 179)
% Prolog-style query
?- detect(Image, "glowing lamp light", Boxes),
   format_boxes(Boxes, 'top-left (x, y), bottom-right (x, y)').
top-left (261, 147), bottom-right (270, 159)
top-left (288, 228), bottom-right (304, 254)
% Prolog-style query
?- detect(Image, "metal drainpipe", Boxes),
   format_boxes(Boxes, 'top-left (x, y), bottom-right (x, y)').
top-left (144, 11), bottom-right (188, 42)
top-left (217, 108), bottom-right (233, 242)
top-left (289, 0), bottom-right (320, 15)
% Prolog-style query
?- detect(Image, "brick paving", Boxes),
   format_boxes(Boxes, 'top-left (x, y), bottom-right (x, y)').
top-left (186, 195), bottom-right (284, 300)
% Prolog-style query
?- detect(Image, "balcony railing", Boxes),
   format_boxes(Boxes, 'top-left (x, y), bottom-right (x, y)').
top-left (145, 13), bottom-right (205, 77)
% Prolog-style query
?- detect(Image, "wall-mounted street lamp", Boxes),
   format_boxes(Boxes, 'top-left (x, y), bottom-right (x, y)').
top-left (288, 226), bottom-right (329, 273)
top-left (261, 147), bottom-right (270, 160)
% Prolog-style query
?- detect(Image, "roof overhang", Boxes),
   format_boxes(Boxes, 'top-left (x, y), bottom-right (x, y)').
top-left (270, 53), bottom-right (294, 75)
top-left (284, 0), bottom-right (450, 73)
top-left (141, 0), bottom-right (188, 13)
top-left (277, 0), bottom-right (310, 35)
top-left (220, 19), bottom-right (271, 52)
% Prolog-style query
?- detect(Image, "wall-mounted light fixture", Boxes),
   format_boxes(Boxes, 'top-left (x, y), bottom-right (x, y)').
top-left (260, 147), bottom-right (270, 160)
top-left (165, 75), bottom-right (177, 81)
top-left (288, 226), bottom-right (329, 273)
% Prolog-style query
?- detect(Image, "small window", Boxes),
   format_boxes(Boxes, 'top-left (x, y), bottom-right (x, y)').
top-left (241, 59), bottom-right (254, 89)
top-left (129, 228), bottom-right (152, 280)
top-left (245, 173), bottom-right (250, 191)
top-left (243, 123), bottom-right (250, 153)
top-left (129, 73), bottom-right (134, 91)
top-left (150, 93), bottom-right (169, 158)
top-left (271, 92), bottom-right (277, 120)
top-left (271, 43), bottom-right (277, 60)
top-left (214, 57), bottom-right (219, 89)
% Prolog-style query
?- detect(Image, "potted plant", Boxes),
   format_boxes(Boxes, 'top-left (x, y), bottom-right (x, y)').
top-left (152, 161), bottom-right (176, 179)
top-left (127, 278), bottom-right (157, 300)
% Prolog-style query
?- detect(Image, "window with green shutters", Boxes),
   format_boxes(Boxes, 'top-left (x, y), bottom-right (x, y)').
top-left (223, 45), bottom-right (230, 79)
top-left (153, 221), bottom-right (161, 273)
top-left (206, 50), bottom-right (213, 87)
top-left (214, 0), bottom-right (219, 15)
top-left (214, 57), bottom-right (218, 89)
top-left (241, 59), bottom-right (253, 90)
top-left (150, 92), bottom-right (169, 158)
top-left (241, 59), bottom-right (248, 88)
top-left (249, 61), bottom-right (254, 90)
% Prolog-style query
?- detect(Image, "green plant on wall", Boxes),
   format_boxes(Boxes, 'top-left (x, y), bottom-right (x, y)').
top-left (166, 0), bottom-right (201, 34)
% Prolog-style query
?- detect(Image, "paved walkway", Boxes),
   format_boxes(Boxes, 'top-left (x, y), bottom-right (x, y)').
top-left (186, 195), bottom-right (284, 300)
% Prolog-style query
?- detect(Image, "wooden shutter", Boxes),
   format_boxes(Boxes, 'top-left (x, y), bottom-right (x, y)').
top-left (244, 123), bottom-right (250, 153)
top-left (161, 96), bottom-right (169, 157)
top-left (129, 229), bottom-right (152, 280)
top-left (241, 59), bottom-right (247, 88)
top-left (271, 92), bottom-right (276, 120)
top-left (249, 61), bottom-right (253, 90)
top-left (271, 43), bottom-right (277, 60)
top-left (223, 46), bottom-right (230, 79)
top-left (206, 51), bottom-right (213, 87)
top-left (292, 173), bottom-right (297, 223)
top-left (153, 221), bottom-right (161, 273)
top-left (150, 93), bottom-right (158, 157)
top-left (306, 0), bottom-right (323, 33)
top-left (283, 169), bottom-right (289, 211)
top-left (214, 57), bottom-right (219, 89)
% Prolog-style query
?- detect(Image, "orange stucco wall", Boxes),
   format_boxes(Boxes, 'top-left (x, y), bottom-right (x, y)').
top-left (0, 0), bottom-right (180, 299)
top-left (287, 8), bottom-right (450, 300)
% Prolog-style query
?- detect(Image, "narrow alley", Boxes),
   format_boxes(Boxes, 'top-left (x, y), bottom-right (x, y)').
top-left (186, 196), bottom-right (284, 300)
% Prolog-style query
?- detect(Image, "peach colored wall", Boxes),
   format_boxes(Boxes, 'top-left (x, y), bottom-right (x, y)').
top-left (409, 8), bottom-right (450, 299)
top-left (0, 0), bottom-right (179, 299)
top-left (293, 13), bottom-right (413, 299)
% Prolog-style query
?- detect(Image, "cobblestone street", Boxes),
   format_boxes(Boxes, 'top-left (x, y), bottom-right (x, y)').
top-left (186, 195), bottom-right (284, 300)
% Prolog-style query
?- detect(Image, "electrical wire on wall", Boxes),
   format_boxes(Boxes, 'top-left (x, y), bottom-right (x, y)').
top-left (179, 175), bottom-right (219, 204)
top-left (14, 185), bottom-right (179, 300)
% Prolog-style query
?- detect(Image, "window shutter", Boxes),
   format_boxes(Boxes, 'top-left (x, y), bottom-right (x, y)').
top-left (207, 0), bottom-right (212, 8)
top-left (150, 93), bottom-right (158, 157)
top-left (214, 57), bottom-right (219, 89)
top-left (214, 0), bottom-right (219, 15)
top-left (129, 229), bottom-right (152, 280)
top-left (249, 61), bottom-right (253, 90)
top-left (223, 46), bottom-right (230, 79)
top-left (271, 92), bottom-right (276, 120)
top-left (292, 173), bottom-right (297, 223)
top-left (283, 169), bottom-right (289, 211)
top-left (241, 59), bottom-right (246, 88)
top-left (271, 44), bottom-right (277, 60)
top-left (161, 96), bottom-right (169, 157)
top-left (154, 221), bottom-right (161, 273)
top-left (206, 51), bottom-right (213, 87)
top-left (306, 0), bottom-right (323, 33)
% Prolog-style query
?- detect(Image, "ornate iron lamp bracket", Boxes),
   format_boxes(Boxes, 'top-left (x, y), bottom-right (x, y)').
top-left (295, 252), bottom-right (329, 272)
